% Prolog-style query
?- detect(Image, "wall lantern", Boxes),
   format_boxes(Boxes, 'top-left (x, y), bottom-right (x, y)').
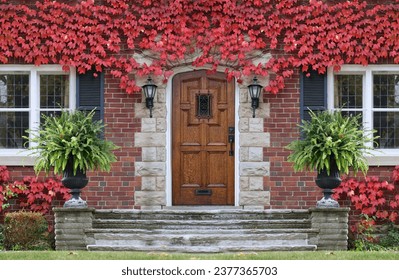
top-left (142, 76), bottom-right (158, 118)
top-left (247, 76), bottom-right (263, 118)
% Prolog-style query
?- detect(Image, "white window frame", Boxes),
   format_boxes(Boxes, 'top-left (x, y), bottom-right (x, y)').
top-left (327, 64), bottom-right (399, 166)
top-left (0, 65), bottom-right (76, 166)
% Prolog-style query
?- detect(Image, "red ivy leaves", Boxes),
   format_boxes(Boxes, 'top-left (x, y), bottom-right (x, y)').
top-left (0, 166), bottom-right (70, 215)
top-left (1, 0), bottom-right (399, 94)
top-left (333, 172), bottom-right (399, 224)
top-left (12, 176), bottom-right (70, 215)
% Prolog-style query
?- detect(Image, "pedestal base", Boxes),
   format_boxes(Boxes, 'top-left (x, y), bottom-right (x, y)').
top-left (316, 197), bottom-right (339, 208)
top-left (64, 197), bottom-right (88, 208)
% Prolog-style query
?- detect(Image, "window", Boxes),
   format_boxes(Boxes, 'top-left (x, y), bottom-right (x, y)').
top-left (328, 65), bottom-right (399, 164)
top-left (0, 65), bottom-right (76, 164)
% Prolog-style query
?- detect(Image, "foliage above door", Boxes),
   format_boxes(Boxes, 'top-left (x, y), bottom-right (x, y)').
top-left (1, 1), bottom-right (398, 94)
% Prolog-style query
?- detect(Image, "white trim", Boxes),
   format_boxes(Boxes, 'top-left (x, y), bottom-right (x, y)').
top-left (165, 74), bottom-right (173, 206)
top-left (164, 68), bottom-right (240, 206)
top-left (328, 64), bottom-right (399, 166)
top-left (234, 82), bottom-right (240, 207)
top-left (0, 65), bottom-right (76, 165)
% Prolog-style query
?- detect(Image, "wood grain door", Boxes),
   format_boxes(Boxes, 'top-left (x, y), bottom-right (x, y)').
top-left (172, 71), bottom-right (235, 205)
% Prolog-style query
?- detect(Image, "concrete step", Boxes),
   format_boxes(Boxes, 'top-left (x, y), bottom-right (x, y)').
top-left (87, 232), bottom-right (310, 247)
top-left (93, 209), bottom-right (310, 221)
top-left (87, 244), bottom-right (317, 253)
top-left (92, 219), bottom-right (312, 230)
top-left (86, 228), bottom-right (319, 235)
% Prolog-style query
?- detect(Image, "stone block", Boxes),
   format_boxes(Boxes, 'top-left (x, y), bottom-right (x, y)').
top-left (239, 102), bottom-right (270, 118)
top-left (239, 191), bottom-right (270, 206)
top-left (239, 88), bottom-right (249, 103)
top-left (142, 118), bottom-right (157, 132)
top-left (157, 147), bottom-right (166, 161)
top-left (240, 147), bottom-right (249, 161)
top-left (240, 162), bottom-right (270, 176)
top-left (240, 176), bottom-right (250, 191)
top-left (135, 191), bottom-right (166, 206)
top-left (248, 147), bottom-right (263, 161)
top-left (249, 118), bottom-right (264, 132)
top-left (135, 103), bottom-right (166, 118)
top-left (141, 176), bottom-right (157, 191)
top-left (240, 132), bottom-right (270, 147)
top-left (135, 132), bottom-right (165, 147)
top-left (156, 176), bottom-right (166, 191)
top-left (239, 118), bottom-right (249, 132)
top-left (156, 118), bottom-right (167, 132)
top-left (249, 176), bottom-right (264, 191)
top-left (157, 88), bottom-right (166, 103)
top-left (142, 147), bottom-right (157, 162)
top-left (54, 208), bottom-right (94, 251)
top-left (135, 162), bottom-right (166, 176)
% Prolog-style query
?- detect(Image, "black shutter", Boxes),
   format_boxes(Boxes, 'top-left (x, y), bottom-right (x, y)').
top-left (300, 70), bottom-right (327, 122)
top-left (76, 70), bottom-right (104, 122)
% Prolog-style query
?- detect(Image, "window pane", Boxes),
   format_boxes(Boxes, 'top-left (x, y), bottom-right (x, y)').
top-left (0, 74), bottom-right (29, 108)
top-left (334, 75), bottom-right (363, 108)
top-left (0, 112), bottom-right (29, 148)
top-left (373, 73), bottom-right (399, 108)
top-left (40, 75), bottom-right (69, 108)
top-left (39, 111), bottom-right (63, 125)
top-left (374, 112), bottom-right (399, 148)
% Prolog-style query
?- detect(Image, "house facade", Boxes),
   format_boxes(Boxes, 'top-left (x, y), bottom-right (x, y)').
top-left (1, 0), bottom-right (398, 212)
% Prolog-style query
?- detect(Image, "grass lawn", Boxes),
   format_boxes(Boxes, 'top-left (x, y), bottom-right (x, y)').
top-left (1, 250), bottom-right (399, 260)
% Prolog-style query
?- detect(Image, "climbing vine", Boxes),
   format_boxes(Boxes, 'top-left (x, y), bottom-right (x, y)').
top-left (1, 0), bottom-right (399, 94)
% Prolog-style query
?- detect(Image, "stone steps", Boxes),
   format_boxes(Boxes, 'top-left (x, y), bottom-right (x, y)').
top-left (86, 209), bottom-right (318, 252)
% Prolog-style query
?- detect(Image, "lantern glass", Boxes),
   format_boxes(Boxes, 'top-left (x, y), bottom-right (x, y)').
top-left (142, 77), bottom-right (157, 99)
top-left (248, 77), bottom-right (262, 99)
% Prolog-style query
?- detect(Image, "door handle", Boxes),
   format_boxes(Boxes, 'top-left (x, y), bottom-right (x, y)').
top-left (228, 127), bottom-right (235, 156)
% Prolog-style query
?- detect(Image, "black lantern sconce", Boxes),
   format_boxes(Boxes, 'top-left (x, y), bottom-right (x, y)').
top-left (247, 77), bottom-right (263, 118)
top-left (142, 76), bottom-right (158, 118)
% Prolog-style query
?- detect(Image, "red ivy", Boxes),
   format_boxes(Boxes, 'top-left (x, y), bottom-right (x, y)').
top-left (0, 166), bottom-right (70, 215)
top-left (333, 173), bottom-right (399, 224)
top-left (1, 0), bottom-right (399, 94)
top-left (13, 176), bottom-right (70, 214)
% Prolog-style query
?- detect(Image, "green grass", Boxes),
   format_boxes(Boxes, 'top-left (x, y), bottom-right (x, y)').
top-left (1, 251), bottom-right (399, 260)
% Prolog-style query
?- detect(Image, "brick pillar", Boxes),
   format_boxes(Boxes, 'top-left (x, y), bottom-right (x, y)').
top-left (54, 208), bottom-right (95, 251)
top-left (309, 207), bottom-right (350, 250)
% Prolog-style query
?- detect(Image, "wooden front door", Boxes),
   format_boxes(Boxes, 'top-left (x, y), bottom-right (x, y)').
top-left (172, 71), bottom-right (235, 205)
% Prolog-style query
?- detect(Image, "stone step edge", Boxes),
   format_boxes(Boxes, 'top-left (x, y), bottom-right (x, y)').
top-left (94, 209), bottom-right (311, 215)
top-left (85, 228), bottom-right (319, 234)
top-left (92, 219), bottom-right (311, 224)
top-left (86, 244), bottom-right (318, 252)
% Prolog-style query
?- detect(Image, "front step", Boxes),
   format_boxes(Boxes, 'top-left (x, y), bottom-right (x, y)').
top-left (93, 209), bottom-right (311, 220)
top-left (86, 209), bottom-right (318, 252)
top-left (87, 244), bottom-right (317, 253)
top-left (92, 219), bottom-right (312, 230)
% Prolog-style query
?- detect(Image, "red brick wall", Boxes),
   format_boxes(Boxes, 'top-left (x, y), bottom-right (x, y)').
top-left (80, 70), bottom-right (142, 209)
top-left (264, 71), bottom-right (321, 209)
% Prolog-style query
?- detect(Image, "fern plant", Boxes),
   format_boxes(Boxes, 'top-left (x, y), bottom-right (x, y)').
top-left (26, 109), bottom-right (118, 175)
top-left (286, 109), bottom-right (376, 175)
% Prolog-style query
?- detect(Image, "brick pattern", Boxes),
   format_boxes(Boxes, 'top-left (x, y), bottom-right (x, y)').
top-left (264, 71), bottom-right (321, 209)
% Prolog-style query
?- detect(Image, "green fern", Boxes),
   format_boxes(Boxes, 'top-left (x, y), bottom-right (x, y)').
top-left (286, 109), bottom-right (377, 175)
top-left (26, 109), bottom-right (118, 175)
